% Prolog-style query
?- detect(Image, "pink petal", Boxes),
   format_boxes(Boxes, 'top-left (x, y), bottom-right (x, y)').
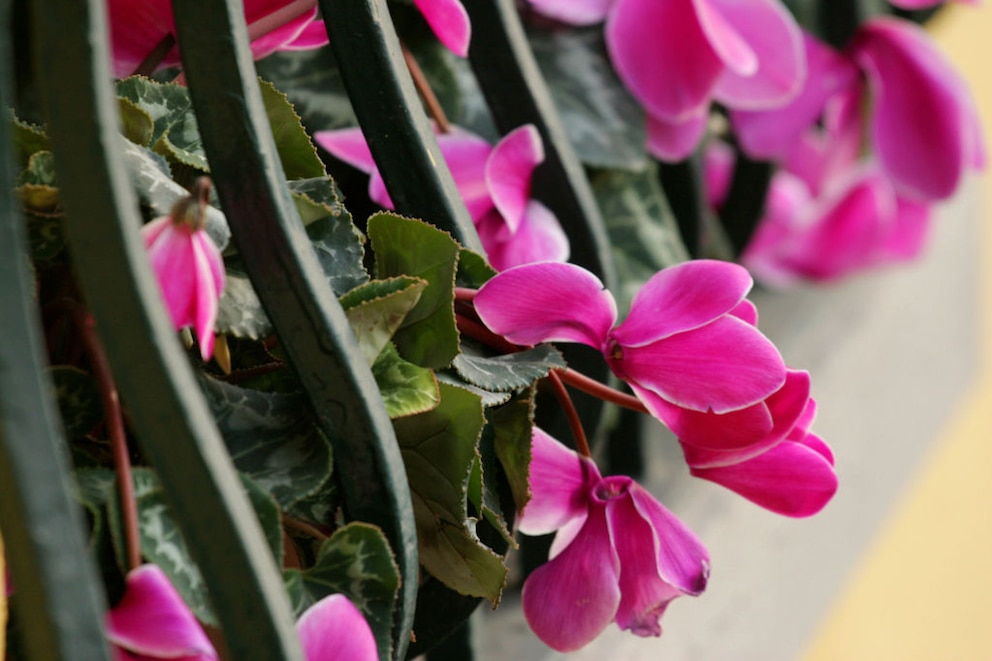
top-left (485, 125), bottom-right (545, 234)
top-left (474, 262), bottom-right (618, 348)
top-left (799, 431), bottom-right (834, 465)
top-left (729, 299), bottom-right (759, 326)
top-left (518, 428), bottom-right (600, 536)
top-left (645, 111), bottom-right (709, 163)
top-left (190, 233), bottom-right (224, 360)
top-left (297, 593), bottom-right (378, 661)
top-left (315, 128), bottom-right (378, 175)
top-left (691, 440), bottom-right (838, 517)
top-left (522, 505), bottom-right (621, 652)
top-left (106, 565), bottom-right (217, 659)
top-left (880, 195), bottom-right (932, 262)
top-left (477, 201), bottom-right (570, 272)
top-left (606, 0), bottom-right (725, 121)
top-left (709, 0), bottom-right (806, 110)
top-left (249, 7), bottom-right (318, 60)
top-left (526, 0), bottom-right (615, 25)
top-left (146, 222), bottom-right (198, 331)
top-left (853, 17), bottom-right (982, 201)
top-left (731, 32), bottom-right (860, 159)
top-left (649, 395), bottom-right (775, 453)
top-left (628, 486), bottom-right (710, 595)
top-left (616, 315), bottom-right (786, 413)
top-left (612, 259), bottom-right (753, 347)
top-left (702, 140), bottom-right (735, 208)
top-left (413, 0), bottom-right (472, 57)
top-left (691, 0), bottom-right (758, 76)
top-left (437, 129), bottom-right (497, 220)
top-left (106, 0), bottom-right (179, 77)
top-left (272, 19), bottom-right (330, 51)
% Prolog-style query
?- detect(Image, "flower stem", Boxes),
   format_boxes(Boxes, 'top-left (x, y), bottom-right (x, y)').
top-left (132, 33), bottom-right (176, 78)
top-left (546, 371), bottom-right (592, 458)
top-left (556, 367), bottom-right (647, 414)
top-left (401, 41), bottom-right (451, 133)
top-left (281, 514), bottom-right (329, 542)
top-left (75, 308), bottom-right (142, 571)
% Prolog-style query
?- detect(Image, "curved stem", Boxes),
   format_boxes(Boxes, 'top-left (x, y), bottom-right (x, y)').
top-left (546, 371), bottom-right (590, 458)
top-left (132, 33), bottom-right (176, 78)
top-left (281, 514), bottom-right (329, 543)
top-left (556, 368), bottom-right (647, 414)
top-left (401, 41), bottom-right (450, 133)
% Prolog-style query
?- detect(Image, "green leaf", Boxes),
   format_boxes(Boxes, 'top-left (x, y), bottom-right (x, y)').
top-left (528, 27), bottom-right (647, 171)
top-left (254, 47), bottom-right (356, 134)
top-left (341, 277), bottom-right (428, 365)
top-left (436, 371), bottom-right (512, 407)
top-left (116, 76), bottom-right (209, 171)
top-left (468, 425), bottom-right (513, 547)
top-left (291, 176), bottom-right (369, 296)
top-left (198, 375), bottom-right (333, 509)
top-left (394, 383), bottom-right (506, 602)
top-left (455, 248), bottom-right (496, 289)
top-left (118, 96), bottom-right (154, 147)
top-left (49, 366), bottom-right (102, 441)
top-left (491, 395), bottom-right (535, 515)
top-left (17, 150), bottom-right (60, 215)
top-left (259, 78), bottom-right (326, 180)
top-left (282, 523), bottom-right (400, 661)
top-left (592, 163), bottom-right (690, 314)
top-left (368, 212), bottom-right (461, 368)
top-left (25, 211), bottom-right (65, 263)
top-left (452, 344), bottom-right (566, 393)
top-left (371, 343), bottom-right (440, 419)
top-left (8, 112), bottom-right (50, 166)
top-left (215, 272), bottom-right (273, 339)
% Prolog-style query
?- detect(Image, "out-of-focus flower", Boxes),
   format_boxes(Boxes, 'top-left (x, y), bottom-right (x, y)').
top-left (142, 179), bottom-right (225, 361)
top-left (605, 0), bottom-right (806, 160)
top-left (316, 124), bottom-right (569, 271)
top-left (525, 0), bottom-right (614, 25)
top-left (106, 0), bottom-right (328, 77)
top-left (473, 260), bottom-right (786, 417)
top-left (518, 428), bottom-right (709, 652)
top-left (297, 593), bottom-right (378, 661)
top-left (106, 565), bottom-right (217, 660)
top-left (413, 0), bottom-right (472, 57)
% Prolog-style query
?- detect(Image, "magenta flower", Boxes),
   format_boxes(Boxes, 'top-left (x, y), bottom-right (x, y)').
top-left (106, 0), bottom-right (327, 77)
top-left (526, 0), bottom-right (615, 25)
top-left (413, 0), bottom-right (472, 57)
top-left (473, 260), bottom-right (786, 416)
top-left (605, 0), bottom-right (806, 160)
top-left (681, 396), bottom-right (838, 517)
top-left (142, 190), bottom-right (225, 361)
top-left (316, 124), bottom-right (569, 271)
top-left (297, 593), bottom-right (378, 661)
top-left (518, 428), bottom-right (709, 651)
top-left (106, 565), bottom-right (217, 660)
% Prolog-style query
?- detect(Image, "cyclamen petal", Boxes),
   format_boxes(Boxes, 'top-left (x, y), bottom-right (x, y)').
top-left (106, 565), bottom-right (217, 660)
top-left (645, 111), bottom-right (710, 162)
top-left (518, 427), bottom-right (599, 536)
top-left (474, 262), bottom-right (618, 348)
top-left (413, 0), bottom-right (472, 58)
top-left (526, 0), bottom-right (616, 25)
top-left (297, 594), bottom-right (378, 661)
top-left (485, 125), bottom-right (545, 234)
top-left (477, 200), bottom-right (570, 272)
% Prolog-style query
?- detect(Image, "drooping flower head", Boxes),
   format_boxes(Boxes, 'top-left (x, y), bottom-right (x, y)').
top-left (518, 428), bottom-right (709, 651)
top-left (473, 260), bottom-right (786, 420)
top-left (316, 123), bottom-right (569, 271)
top-left (142, 178), bottom-right (225, 361)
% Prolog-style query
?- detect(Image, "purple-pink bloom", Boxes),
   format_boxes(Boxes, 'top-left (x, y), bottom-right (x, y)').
top-left (106, 565), bottom-right (217, 661)
top-left (605, 0), bottom-right (806, 160)
top-left (525, 0), bottom-right (615, 25)
top-left (297, 593), bottom-right (378, 661)
top-left (413, 0), bottom-right (472, 57)
top-left (142, 204), bottom-right (225, 361)
top-left (519, 428), bottom-right (709, 651)
top-left (473, 260), bottom-right (786, 416)
top-left (106, 0), bottom-right (327, 77)
top-left (316, 124), bottom-right (569, 271)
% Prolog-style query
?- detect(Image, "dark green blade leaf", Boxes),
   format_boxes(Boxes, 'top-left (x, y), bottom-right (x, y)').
top-left (342, 277), bottom-right (428, 365)
top-left (452, 344), bottom-right (566, 392)
top-left (371, 343), bottom-right (440, 419)
top-left (254, 47), bottom-right (356, 134)
top-left (216, 272), bottom-right (273, 339)
top-left (259, 78), bottom-right (326, 180)
top-left (491, 394), bottom-right (535, 515)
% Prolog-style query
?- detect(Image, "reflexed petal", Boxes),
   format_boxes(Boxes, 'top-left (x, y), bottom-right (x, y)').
top-left (800, 431), bottom-right (834, 465)
top-left (618, 315), bottom-right (786, 413)
top-left (413, 0), bottom-right (472, 57)
top-left (646, 111), bottom-right (709, 162)
top-left (315, 128), bottom-right (377, 174)
top-left (710, 0), bottom-right (806, 110)
top-left (880, 195), bottom-right (932, 262)
top-left (527, 0), bottom-right (615, 25)
top-left (522, 505), bottom-right (621, 652)
top-left (518, 428), bottom-right (599, 536)
top-left (190, 233), bottom-right (223, 360)
top-left (607, 0), bottom-right (724, 121)
top-left (297, 593), bottom-right (378, 661)
top-left (853, 17), bottom-right (980, 200)
top-left (613, 259), bottom-right (753, 347)
top-left (141, 216), bottom-right (172, 249)
top-left (437, 129), bottom-right (495, 220)
top-left (650, 394), bottom-right (774, 453)
top-left (731, 33), bottom-right (859, 159)
top-left (485, 125), bottom-right (545, 234)
top-left (146, 223), bottom-right (198, 331)
top-left (729, 299), bottom-right (759, 326)
top-left (107, 565), bottom-right (217, 659)
top-left (629, 487), bottom-right (709, 595)
top-left (474, 262), bottom-right (618, 348)
top-left (249, 7), bottom-right (317, 60)
top-left (278, 20), bottom-right (330, 50)
top-left (690, 441), bottom-right (838, 517)
top-left (691, 0), bottom-right (758, 76)
top-left (702, 140), bottom-right (735, 208)
top-left (106, 0), bottom-right (179, 77)
top-left (478, 201), bottom-right (570, 272)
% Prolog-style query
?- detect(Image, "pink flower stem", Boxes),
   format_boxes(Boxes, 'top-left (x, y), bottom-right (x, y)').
top-left (73, 306), bottom-right (142, 571)
top-left (545, 370), bottom-right (592, 458)
top-left (281, 514), bottom-right (329, 542)
top-left (555, 368), bottom-right (648, 415)
top-left (401, 40), bottom-right (451, 133)
top-left (455, 312), bottom-right (524, 354)
top-left (245, 0), bottom-right (318, 42)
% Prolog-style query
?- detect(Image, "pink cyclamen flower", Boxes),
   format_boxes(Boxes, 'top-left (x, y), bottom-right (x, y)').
top-left (473, 260), bottom-right (786, 418)
top-left (316, 124), bottom-right (569, 271)
top-left (413, 0), bottom-right (472, 57)
top-left (106, 565), bottom-right (217, 660)
top-left (519, 428), bottom-right (709, 651)
top-left (106, 0), bottom-right (328, 77)
top-left (606, 0), bottom-right (806, 160)
top-left (142, 182), bottom-right (225, 361)
top-left (297, 593), bottom-right (378, 661)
